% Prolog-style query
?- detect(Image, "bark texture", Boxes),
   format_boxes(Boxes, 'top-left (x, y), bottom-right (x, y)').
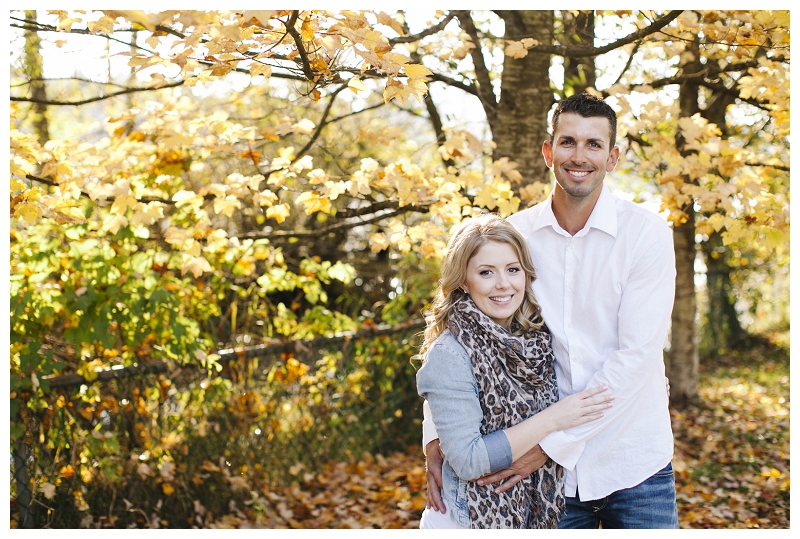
top-left (668, 40), bottom-right (702, 407)
top-left (493, 10), bottom-right (555, 190)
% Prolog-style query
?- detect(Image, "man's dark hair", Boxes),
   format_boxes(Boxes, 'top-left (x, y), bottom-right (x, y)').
top-left (550, 93), bottom-right (617, 146)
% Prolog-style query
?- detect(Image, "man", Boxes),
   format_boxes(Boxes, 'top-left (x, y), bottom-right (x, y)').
top-left (423, 92), bottom-right (678, 528)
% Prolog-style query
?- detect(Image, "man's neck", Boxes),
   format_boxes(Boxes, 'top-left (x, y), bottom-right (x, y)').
top-left (552, 186), bottom-right (602, 236)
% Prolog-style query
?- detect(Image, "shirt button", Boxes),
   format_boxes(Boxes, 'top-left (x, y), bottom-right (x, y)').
top-left (568, 323), bottom-right (573, 328)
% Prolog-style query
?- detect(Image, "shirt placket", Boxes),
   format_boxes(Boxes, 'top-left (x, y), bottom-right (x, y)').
top-left (564, 236), bottom-right (578, 387)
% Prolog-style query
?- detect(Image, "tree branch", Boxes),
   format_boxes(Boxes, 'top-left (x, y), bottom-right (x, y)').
top-left (11, 80), bottom-right (186, 106)
top-left (389, 12), bottom-right (456, 44)
top-left (454, 11), bottom-right (497, 126)
top-left (291, 84), bottom-right (348, 163)
top-left (516, 10), bottom-right (683, 58)
top-left (745, 162), bottom-right (789, 172)
top-left (42, 318), bottom-right (426, 389)
top-left (240, 203), bottom-right (432, 241)
top-left (284, 11), bottom-right (316, 81)
top-left (429, 72), bottom-right (478, 96)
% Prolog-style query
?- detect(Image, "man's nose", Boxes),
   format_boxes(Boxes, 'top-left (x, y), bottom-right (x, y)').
top-left (572, 144), bottom-right (588, 163)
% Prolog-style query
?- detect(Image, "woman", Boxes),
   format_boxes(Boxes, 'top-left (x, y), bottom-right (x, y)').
top-left (415, 214), bottom-right (613, 529)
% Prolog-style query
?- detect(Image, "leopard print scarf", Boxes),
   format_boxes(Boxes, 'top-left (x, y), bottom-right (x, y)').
top-left (448, 293), bottom-right (564, 529)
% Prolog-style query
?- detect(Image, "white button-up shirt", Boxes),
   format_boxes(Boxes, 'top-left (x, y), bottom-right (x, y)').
top-left (423, 184), bottom-right (676, 502)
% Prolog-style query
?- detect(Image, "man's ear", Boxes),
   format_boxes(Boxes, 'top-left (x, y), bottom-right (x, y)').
top-left (606, 146), bottom-right (620, 172)
top-left (542, 139), bottom-right (554, 168)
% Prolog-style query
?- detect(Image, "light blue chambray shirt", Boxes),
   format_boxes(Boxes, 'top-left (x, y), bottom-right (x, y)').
top-left (416, 330), bottom-right (513, 527)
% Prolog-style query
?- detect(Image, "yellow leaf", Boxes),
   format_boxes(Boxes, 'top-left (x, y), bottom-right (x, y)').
top-left (162, 483), bottom-right (175, 496)
top-left (250, 62), bottom-right (272, 78)
top-left (292, 118), bottom-right (316, 135)
top-left (370, 232), bottom-right (390, 252)
top-left (11, 155), bottom-right (36, 176)
top-left (242, 10), bottom-right (279, 26)
top-left (404, 64), bottom-right (433, 79)
top-left (172, 190), bottom-right (204, 210)
top-left (505, 41), bottom-right (529, 59)
top-left (111, 193), bottom-right (137, 216)
top-left (473, 184), bottom-right (498, 210)
top-left (181, 255), bottom-right (211, 277)
top-left (348, 78), bottom-right (367, 93)
top-left (130, 202), bottom-right (165, 227)
top-left (295, 191), bottom-right (332, 215)
top-left (707, 213), bottom-right (727, 232)
top-left (14, 201), bottom-right (42, 225)
top-left (266, 203), bottom-right (290, 223)
top-left (102, 214), bottom-right (128, 234)
top-left (376, 11), bottom-right (406, 35)
top-left (213, 195), bottom-right (241, 217)
top-left (764, 229), bottom-right (785, 249)
top-left (87, 16), bottom-right (116, 34)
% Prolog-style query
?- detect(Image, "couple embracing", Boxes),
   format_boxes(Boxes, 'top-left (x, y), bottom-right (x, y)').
top-left (416, 93), bottom-right (678, 529)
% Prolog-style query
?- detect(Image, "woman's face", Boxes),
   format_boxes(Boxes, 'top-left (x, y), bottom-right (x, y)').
top-left (463, 240), bottom-right (526, 329)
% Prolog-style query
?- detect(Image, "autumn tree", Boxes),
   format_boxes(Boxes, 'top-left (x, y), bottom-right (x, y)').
top-left (9, 9), bottom-right (789, 525)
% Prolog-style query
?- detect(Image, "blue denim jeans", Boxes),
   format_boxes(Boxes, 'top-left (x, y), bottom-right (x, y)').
top-left (557, 463), bottom-right (679, 529)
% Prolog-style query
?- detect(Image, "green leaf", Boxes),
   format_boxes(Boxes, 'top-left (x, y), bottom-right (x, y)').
top-left (328, 261), bottom-right (355, 284)
top-left (10, 422), bottom-right (24, 442)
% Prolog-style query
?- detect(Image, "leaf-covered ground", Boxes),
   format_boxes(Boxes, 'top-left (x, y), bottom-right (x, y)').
top-left (671, 336), bottom-right (790, 528)
top-left (199, 338), bottom-right (789, 529)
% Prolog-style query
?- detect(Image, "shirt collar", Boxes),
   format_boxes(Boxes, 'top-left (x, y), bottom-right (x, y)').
top-left (530, 184), bottom-right (618, 238)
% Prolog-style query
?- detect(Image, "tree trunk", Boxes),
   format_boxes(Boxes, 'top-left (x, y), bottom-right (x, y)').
top-left (493, 10), bottom-right (555, 190)
top-left (561, 10), bottom-right (596, 95)
top-left (698, 81), bottom-right (747, 355)
top-left (668, 40), bottom-right (702, 407)
top-left (15, 12), bottom-right (49, 528)
top-left (24, 9), bottom-right (49, 137)
top-left (700, 232), bottom-right (748, 354)
top-left (670, 209), bottom-right (699, 407)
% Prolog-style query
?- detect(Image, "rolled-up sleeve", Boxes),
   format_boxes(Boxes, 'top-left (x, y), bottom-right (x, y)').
top-left (417, 339), bottom-right (512, 480)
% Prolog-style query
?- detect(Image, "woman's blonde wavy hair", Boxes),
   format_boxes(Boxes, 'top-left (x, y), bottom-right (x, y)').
top-left (415, 214), bottom-right (545, 361)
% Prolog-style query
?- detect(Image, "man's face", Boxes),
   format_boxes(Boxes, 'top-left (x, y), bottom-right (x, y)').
top-left (543, 113), bottom-right (619, 201)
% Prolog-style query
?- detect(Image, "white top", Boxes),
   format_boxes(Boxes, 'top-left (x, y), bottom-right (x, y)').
top-left (423, 184), bottom-right (676, 501)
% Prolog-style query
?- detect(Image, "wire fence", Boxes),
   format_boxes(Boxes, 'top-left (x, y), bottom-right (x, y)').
top-left (10, 320), bottom-right (425, 528)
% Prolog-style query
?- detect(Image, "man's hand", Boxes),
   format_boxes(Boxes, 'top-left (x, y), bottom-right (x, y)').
top-left (476, 444), bottom-right (548, 494)
top-left (425, 439), bottom-right (446, 512)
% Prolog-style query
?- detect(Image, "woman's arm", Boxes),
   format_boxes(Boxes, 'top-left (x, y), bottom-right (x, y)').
top-left (417, 338), bottom-right (512, 481)
top-left (503, 386), bottom-right (613, 461)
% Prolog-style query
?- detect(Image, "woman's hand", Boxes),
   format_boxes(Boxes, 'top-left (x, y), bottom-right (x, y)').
top-left (547, 385), bottom-right (614, 432)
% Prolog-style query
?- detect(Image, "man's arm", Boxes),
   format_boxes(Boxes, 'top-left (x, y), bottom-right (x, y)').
top-left (539, 223), bottom-right (676, 470)
top-left (480, 374), bottom-right (670, 493)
